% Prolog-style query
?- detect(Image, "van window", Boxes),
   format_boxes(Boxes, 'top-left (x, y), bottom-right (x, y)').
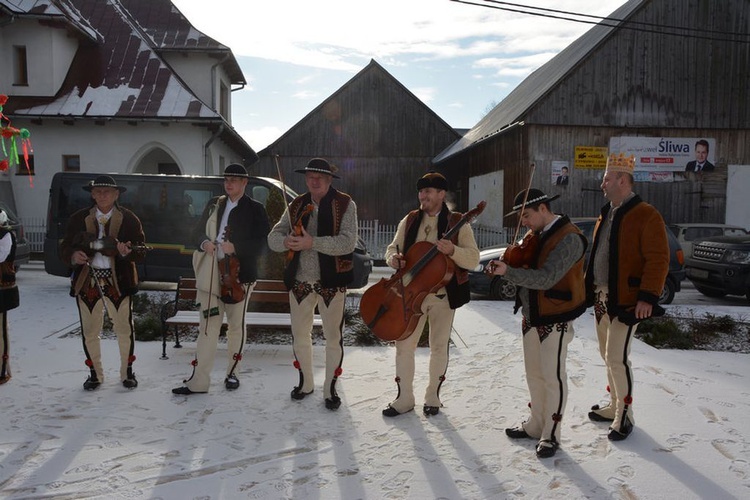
top-left (725, 228), bottom-right (749, 237)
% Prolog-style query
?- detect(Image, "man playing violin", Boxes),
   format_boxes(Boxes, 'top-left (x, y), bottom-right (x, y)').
top-left (172, 164), bottom-right (270, 395)
top-left (60, 175), bottom-right (146, 390)
top-left (487, 188), bottom-right (586, 458)
top-left (382, 171), bottom-right (479, 418)
top-left (267, 158), bottom-right (358, 411)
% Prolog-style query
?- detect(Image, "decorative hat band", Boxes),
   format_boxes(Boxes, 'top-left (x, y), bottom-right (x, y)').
top-left (511, 194), bottom-right (549, 212)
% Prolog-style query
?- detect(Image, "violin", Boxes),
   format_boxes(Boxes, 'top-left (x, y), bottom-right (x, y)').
top-left (286, 203), bottom-right (315, 263)
top-left (486, 162), bottom-right (538, 273)
top-left (218, 226), bottom-right (245, 304)
top-left (73, 233), bottom-right (151, 257)
top-left (500, 231), bottom-right (539, 268)
top-left (360, 201), bottom-right (486, 342)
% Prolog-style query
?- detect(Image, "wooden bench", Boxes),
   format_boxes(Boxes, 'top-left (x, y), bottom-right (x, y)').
top-left (160, 277), bottom-right (322, 359)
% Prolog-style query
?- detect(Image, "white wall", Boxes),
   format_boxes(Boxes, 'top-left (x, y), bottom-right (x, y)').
top-left (162, 52), bottom-right (232, 123)
top-left (0, 19), bottom-right (77, 96)
top-left (726, 165), bottom-right (750, 229)
top-left (469, 171), bottom-right (504, 229)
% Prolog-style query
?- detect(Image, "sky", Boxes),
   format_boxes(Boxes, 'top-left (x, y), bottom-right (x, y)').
top-left (2, 263), bottom-right (749, 498)
top-left (171, 0), bottom-right (628, 151)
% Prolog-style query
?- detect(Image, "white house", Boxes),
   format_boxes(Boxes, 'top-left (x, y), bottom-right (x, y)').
top-left (0, 0), bottom-right (256, 224)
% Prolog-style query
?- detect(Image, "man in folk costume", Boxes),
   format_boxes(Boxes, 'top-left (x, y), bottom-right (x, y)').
top-left (586, 153), bottom-right (669, 441)
top-left (60, 176), bottom-right (146, 390)
top-left (172, 164), bottom-right (270, 395)
top-left (487, 188), bottom-right (587, 458)
top-left (382, 172), bottom-right (480, 417)
top-left (0, 209), bottom-right (20, 384)
top-left (267, 158), bottom-right (358, 411)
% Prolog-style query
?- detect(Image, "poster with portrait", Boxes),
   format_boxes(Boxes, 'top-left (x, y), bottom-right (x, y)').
top-left (608, 137), bottom-right (717, 173)
top-left (551, 161), bottom-right (570, 186)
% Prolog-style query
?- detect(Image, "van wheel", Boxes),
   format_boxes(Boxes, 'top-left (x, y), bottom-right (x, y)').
top-left (695, 285), bottom-right (726, 298)
top-left (658, 279), bottom-right (676, 304)
top-left (490, 277), bottom-right (516, 301)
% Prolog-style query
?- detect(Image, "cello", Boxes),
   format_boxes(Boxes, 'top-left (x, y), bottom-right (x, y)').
top-left (359, 201), bottom-right (485, 342)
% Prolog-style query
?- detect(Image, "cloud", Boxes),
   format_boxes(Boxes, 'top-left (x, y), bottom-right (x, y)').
top-left (243, 126), bottom-right (282, 151)
top-left (173, 0), bottom-right (627, 70)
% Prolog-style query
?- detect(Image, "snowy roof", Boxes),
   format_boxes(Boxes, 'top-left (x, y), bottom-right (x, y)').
top-left (3, 0), bottom-right (243, 120)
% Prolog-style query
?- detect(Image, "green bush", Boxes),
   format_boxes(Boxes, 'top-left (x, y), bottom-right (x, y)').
top-left (636, 317), bottom-right (694, 349)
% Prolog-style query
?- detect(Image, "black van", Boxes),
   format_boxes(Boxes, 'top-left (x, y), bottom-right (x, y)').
top-left (45, 172), bottom-right (372, 286)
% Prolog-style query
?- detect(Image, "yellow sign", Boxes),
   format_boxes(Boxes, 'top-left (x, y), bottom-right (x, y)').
top-left (574, 146), bottom-right (609, 169)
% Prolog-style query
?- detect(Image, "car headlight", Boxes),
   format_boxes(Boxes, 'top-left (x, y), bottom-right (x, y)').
top-left (724, 250), bottom-right (750, 265)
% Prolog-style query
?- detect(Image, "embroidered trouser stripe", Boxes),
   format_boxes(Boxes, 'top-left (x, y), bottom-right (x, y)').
top-left (0, 312), bottom-right (10, 381)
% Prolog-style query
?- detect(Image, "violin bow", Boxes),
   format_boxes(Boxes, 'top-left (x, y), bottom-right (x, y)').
top-left (273, 154), bottom-right (294, 233)
top-left (511, 162), bottom-right (537, 243)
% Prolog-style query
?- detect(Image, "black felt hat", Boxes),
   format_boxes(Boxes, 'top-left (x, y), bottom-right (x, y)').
top-left (505, 188), bottom-right (559, 217)
top-left (294, 158), bottom-right (340, 178)
top-left (83, 175), bottom-right (126, 193)
top-left (416, 171), bottom-right (448, 191)
top-left (223, 163), bottom-right (250, 178)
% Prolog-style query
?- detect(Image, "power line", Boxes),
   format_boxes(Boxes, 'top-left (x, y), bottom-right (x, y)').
top-left (451, 0), bottom-right (750, 44)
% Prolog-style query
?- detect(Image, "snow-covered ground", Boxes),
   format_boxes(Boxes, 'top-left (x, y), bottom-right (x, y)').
top-left (1, 263), bottom-right (749, 499)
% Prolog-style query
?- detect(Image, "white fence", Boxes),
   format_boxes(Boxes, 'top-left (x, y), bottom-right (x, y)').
top-left (21, 218), bottom-right (514, 260)
top-left (359, 220), bottom-right (512, 261)
top-left (21, 217), bottom-right (46, 253)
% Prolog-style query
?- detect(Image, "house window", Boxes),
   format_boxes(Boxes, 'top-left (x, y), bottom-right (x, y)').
top-left (219, 82), bottom-right (229, 119)
top-left (13, 46), bottom-right (29, 86)
top-left (63, 155), bottom-right (80, 172)
top-left (16, 154), bottom-right (35, 176)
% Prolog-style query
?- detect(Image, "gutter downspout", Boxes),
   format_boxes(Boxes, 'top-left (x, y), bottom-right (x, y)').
top-left (204, 123), bottom-right (224, 176)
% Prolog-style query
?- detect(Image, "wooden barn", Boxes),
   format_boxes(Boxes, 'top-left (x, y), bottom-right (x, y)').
top-left (433, 0), bottom-right (750, 231)
top-left (253, 60), bottom-right (461, 224)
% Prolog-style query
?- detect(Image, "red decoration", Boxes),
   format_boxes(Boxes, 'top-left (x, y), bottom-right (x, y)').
top-left (85, 359), bottom-right (93, 367)
top-left (191, 359), bottom-right (198, 366)
top-left (128, 355), bottom-right (136, 363)
top-left (624, 395), bottom-right (633, 405)
top-left (0, 159), bottom-right (7, 172)
top-left (293, 360), bottom-right (300, 369)
top-left (233, 353), bottom-right (242, 361)
top-left (334, 367), bottom-right (343, 377)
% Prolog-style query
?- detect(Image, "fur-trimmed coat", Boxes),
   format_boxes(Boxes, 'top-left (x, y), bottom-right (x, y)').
top-left (60, 205), bottom-right (146, 297)
top-left (585, 195), bottom-right (669, 315)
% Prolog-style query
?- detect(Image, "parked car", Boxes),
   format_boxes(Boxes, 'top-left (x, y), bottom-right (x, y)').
top-left (469, 218), bottom-right (685, 304)
top-left (0, 201), bottom-right (30, 268)
top-left (668, 223), bottom-right (749, 258)
top-left (685, 235), bottom-right (750, 303)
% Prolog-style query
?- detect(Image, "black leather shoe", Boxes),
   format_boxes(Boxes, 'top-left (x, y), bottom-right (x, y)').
top-left (83, 376), bottom-right (101, 391)
top-left (589, 404), bottom-right (615, 422)
top-left (122, 375), bottom-right (138, 389)
top-left (505, 426), bottom-right (533, 439)
top-left (325, 396), bottom-right (341, 410)
top-left (423, 405), bottom-right (440, 416)
top-left (536, 439), bottom-right (558, 458)
top-left (225, 375), bottom-right (240, 390)
top-left (382, 405), bottom-right (413, 417)
top-left (608, 419), bottom-right (634, 441)
top-left (172, 386), bottom-right (203, 395)
top-left (291, 387), bottom-right (313, 400)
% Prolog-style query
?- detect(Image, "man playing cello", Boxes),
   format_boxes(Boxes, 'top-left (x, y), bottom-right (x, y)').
top-left (381, 172), bottom-right (479, 417)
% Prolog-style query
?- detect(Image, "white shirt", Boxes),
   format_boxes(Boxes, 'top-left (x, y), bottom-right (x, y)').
top-left (0, 232), bottom-right (12, 262)
top-left (91, 208), bottom-right (112, 269)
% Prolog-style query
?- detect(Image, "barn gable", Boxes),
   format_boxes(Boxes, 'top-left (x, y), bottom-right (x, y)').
top-left (256, 59), bottom-right (460, 223)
